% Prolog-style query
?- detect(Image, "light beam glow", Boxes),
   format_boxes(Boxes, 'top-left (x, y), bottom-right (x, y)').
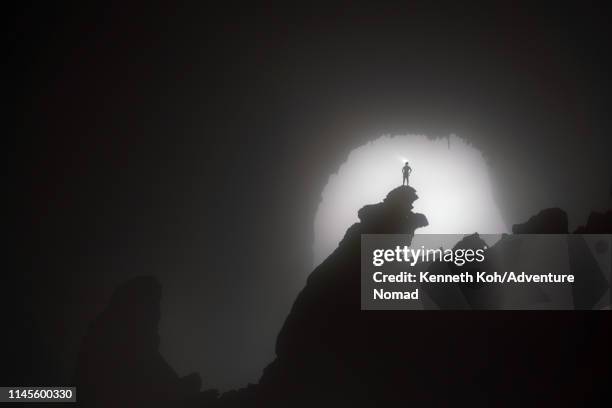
top-left (313, 134), bottom-right (508, 265)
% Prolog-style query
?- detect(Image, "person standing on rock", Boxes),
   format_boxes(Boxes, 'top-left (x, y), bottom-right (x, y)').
top-left (402, 162), bottom-right (412, 185)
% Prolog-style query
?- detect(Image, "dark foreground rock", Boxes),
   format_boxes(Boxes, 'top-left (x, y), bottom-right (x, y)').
top-left (215, 187), bottom-right (610, 407)
top-left (76, 276), bottom-right (218, 408)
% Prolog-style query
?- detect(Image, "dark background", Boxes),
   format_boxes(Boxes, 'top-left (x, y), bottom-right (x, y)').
top-left (13, 2), bottom-right (612, 391)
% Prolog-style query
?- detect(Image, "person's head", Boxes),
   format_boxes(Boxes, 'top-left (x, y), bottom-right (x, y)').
top-left (404, 161), bottom-right (409, 166)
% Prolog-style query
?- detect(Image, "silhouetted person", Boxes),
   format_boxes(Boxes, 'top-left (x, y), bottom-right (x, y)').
top-left (76, 276), bottom-right (206, 408)
top-left (402, 162), bottom-right (412, 185)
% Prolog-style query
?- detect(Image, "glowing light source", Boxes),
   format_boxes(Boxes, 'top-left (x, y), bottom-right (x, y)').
top-left (313, 134), bottom-right (508, 265)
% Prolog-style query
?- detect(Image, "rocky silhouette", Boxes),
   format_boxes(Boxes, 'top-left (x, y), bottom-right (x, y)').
top-left (574, 210), bottom-right (612, 234)
top-left (75, 187), bottom-right (611, 407)
top-left (75, 276), bottom-right (217, 408)
top-left (509, 205), bottom-right (611, 234)
top-left (212, 186), bottom-right (610, 407)
top-left (511, 207), bottom-right (568, 234)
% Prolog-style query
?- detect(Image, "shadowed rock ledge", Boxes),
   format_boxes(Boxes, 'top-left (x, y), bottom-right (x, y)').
top-left (215, 186), bottom-right (611, 407)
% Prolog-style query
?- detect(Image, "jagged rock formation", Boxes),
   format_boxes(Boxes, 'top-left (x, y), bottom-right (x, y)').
top-left (242, 186), bottom-right (432, 407)
top-left (215, 186), bottom-right (610, 407)
top-left (356, 185), bottom-right (428, 234)
top-left (512, 207), bottom-right (568, 233)
top-left (509, 205), bottom-right (611, 234)
top-left (71, 186), bottom-right (612, 407)
top-left (76, 276), bottom-right (217, 408)
top-left (574, 210), bottom-right (612, 233)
